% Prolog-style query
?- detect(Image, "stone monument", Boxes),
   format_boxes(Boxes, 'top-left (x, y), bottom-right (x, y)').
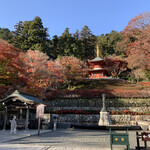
top-left (10, 116), bottom-right (17, 134)
top-left (98, 93), bottom-right (111, 126)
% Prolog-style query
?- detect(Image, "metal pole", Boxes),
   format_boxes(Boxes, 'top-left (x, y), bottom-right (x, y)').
top-left (3, 107), bottom-right (7, 131)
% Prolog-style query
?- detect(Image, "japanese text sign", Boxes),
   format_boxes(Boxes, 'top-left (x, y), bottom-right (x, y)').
top-left (36, 104), bottom-right (45, 118)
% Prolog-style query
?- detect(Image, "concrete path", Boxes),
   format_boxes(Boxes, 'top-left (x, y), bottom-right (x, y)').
top-left (0, 129), bottom-right (150, 150)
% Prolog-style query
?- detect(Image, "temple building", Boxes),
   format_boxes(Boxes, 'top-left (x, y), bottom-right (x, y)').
top-left (88, 46), bottom-right (109, 79)
top-left (0, 90), bottom-right (47, 130)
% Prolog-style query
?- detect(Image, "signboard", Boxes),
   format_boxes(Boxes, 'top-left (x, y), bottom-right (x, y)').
top-left (36, 104), bottom-right (45, 118)
top-left (142, 132), bottom-right (150, 141)
top-left (111, 133), bottom-right (129, 145)
top-left (109, 128), bottom-right (130, 150)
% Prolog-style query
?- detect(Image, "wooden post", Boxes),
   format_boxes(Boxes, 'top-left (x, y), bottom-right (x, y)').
top-left (25, 106), bottom-right (29, 131)
top-left (3, 107), bottom-right (7, 131)
top-left (38, 117), bottom-right (40, 136)
top-left (36, 104), bottom-right (46, 136)
top-left (144, 140), bottom-right (147, 149)
top-left (136, 132), bottom-right (140, 149)
top-left (20, 109), bottom-right (23, 119)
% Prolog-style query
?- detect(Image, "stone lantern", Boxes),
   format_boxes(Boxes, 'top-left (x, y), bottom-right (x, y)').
top-left (98, 93), bottom-right (111, 126)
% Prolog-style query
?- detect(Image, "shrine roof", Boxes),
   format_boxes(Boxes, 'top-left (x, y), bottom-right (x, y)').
top-left (0, 90), bottom-right (46, 105)
top-left (88, 57), bottom-right (104, 62)
top-left (89, 68), bottom-right (106, 71)
top-left (88, 68), bottom-right (108, 72)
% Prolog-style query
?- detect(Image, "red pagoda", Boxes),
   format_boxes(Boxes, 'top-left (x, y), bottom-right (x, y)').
top-left (88, 46), bottom-right (109, 79)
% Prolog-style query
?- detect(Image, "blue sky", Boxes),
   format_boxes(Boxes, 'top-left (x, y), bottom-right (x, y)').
top-left (0, 0), bottom-right (150, 38)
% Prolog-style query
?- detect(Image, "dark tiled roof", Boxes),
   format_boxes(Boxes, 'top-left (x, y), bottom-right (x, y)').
top-left (0, 90), bottom-right (46, 105)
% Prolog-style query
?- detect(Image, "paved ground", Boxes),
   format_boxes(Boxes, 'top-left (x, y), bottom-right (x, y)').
top-left (0, 129), bottom-right (150, 150)
top-left (0, 130), bottom-right (51, 143)
top-left (0, 130), bottom-right (51, 150)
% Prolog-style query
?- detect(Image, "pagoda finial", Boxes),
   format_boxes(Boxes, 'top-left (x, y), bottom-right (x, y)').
top-left (96, 44), bottom-right (100, 57)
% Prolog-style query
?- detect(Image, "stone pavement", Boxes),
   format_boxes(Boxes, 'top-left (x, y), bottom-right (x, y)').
top-left (0, 129), bottom-right (150, 150)
top-left (0, 129), bottom-right (51, 143)
top-left (0, 129), bottom-right (51, 150)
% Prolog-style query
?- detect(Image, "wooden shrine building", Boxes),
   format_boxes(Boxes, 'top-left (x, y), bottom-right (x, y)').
top-left (0, 90), bottom-right (46, 131)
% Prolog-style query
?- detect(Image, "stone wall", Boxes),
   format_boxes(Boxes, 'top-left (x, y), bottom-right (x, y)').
top-left (46, 98), bottom-right (150, 112)
top-left (50, 114), bottom-right (150, 125)
top-left (45, 98), bottom-right (150, 125)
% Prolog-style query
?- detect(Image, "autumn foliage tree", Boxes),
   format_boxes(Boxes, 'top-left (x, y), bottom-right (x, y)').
top-left (118, 12), bottom-right (150, 81)
top-left (58, 56), bottom-right (88, 89)
top-left (18, 50), bottom-right (65, 98)
top-left (0, 40), bottom-right (89, 97)
top-left (0, 39), bottom-right (23, 85)
top-left (46, 59), bottom-right (64, 89)
top-left (105, 56), bottom-right (127, 78)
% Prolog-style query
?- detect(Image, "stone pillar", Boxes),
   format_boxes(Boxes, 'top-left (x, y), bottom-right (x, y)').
top-left (98, 111), bottom-right (111, 126)
top-left (53, 116), bottom-right (58, 131)
top-left (25, 106), bottom-right (29, 131)
top-left (3, 106), bottom-right (7, 131)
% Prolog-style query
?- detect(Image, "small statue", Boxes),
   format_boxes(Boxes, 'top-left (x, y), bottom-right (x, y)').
top-left (10, 116), bottom-right (17, 134)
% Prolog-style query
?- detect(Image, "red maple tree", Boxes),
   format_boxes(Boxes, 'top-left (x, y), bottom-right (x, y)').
top-left (0, 39), bottom-right (23, 85)
top-left (58, 56), bottom-right (88, 89)
top-left (18, 50), bottom-right (64, 98)
top-left (105, 56), bottom-right (127, 77)
top-left (118, 12), bottom-right (150, 80)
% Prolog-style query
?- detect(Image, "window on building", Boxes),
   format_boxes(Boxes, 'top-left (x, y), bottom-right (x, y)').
top-left (93, 74), bottom-right (95, 76)
top-left (100, 73), bottom-right (103, 76)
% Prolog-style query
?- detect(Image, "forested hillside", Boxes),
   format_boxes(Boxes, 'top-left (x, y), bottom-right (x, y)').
top-left (0, 12), bottom-right (150, 99)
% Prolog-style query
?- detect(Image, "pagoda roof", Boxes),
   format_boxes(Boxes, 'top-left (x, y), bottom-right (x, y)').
top-left (89, 68), bottom-right (107, 71)
top-left (88, 57), bottom-right (104, 62)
